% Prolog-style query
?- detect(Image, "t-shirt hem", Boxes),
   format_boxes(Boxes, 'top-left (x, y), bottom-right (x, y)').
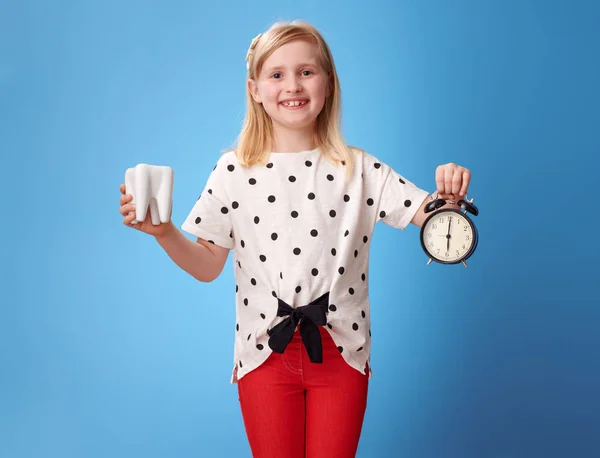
top-left (180, 222), bottom-right (235, 249)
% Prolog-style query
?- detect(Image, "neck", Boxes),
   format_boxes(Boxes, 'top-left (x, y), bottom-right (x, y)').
top-left (271, 124), bottom-right (316, 153)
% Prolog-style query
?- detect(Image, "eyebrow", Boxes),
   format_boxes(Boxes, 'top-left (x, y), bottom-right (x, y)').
top-left (263, 62), bottom-right (319, 73)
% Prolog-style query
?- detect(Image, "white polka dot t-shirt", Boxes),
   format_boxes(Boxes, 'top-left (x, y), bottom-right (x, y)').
top-left (180, 148), bottom-right (430, 383)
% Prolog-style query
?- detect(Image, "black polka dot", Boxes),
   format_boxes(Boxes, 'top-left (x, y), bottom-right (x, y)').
top-left (260, 313), bottom-right (266, 319)
top-left (341, 161), bottom-right (346, 165)
top-left (251, 278), bottom-right (256, 286)
top-left (237, 261), bottom-right (241, 268)
top-left (236, 323), bottom-right (239, 331)
top-left (366, 198), bottom-right (374, 206)
top-left (266, 163), bottom-right (273, 168)
top-left (272, 291), bottom-right (277, 298)
top-left (259, 255), bottom-right (266, 262)
top-left (374, 162), bottom-right (381, 169)
top-left (208, 189), bottom-right (212, 194)
top-left (213, 164), bottom-right (217, 171)
top-left (268, 195), bottom-right (276, 203)
top-left (354, 250), bottom-right (358, 258)
top-left (254, 216), bottom-right (260, 224)
top-left (244, 298), bottom-right (248, 306)
top-left (241, 240), bottom-right (245, 248)
top-left (229, 230), bottom-right (233, 238)
top-left (280, 272), bottom-right (283, 279)
top-left (221, 207), bottom-right (228, 214)
top-left (311, 268), bottom-right (319, 276)
top-left (363, 236), bottom-right (368, 243)
top-left (399, 177), bottom-right (405, 184)
top-left (344, 194), bottom-right (350, 202)
top-left (239, 361), bottom-right (243, 368)
top-left (305, 160), bottom-right (312, 167)
top-left (271, 233), bottom-right (278, 241)
top-left (404, 200), bottom-right (412, 207)
top-left (208, 240), bottom-right (214, 244)
top-left (327, 174), bottom-right (334, 181)
top-left (349, 288), bottom-right (355, 295)
top-left (289, 175), bottom-right (296, 182)
top-left (293, 248), bottom-right (301, 255)
top-left (295, 286), bottom-right (301, 293)
top-left (236, 285), bottom-right (238, 292)
top-left (195, 217), bottom-right (201, 224)
top-left (361, 310), bottom-right (366, 318)
top-left (232, 201), bottom-right (239, 209)
top-left (369, 329), bottom-right (371, 337)
top-left (308, 192), bottom-right (315, 200)
top-left (329, 210), bottom-right (336, 217)
top-left (337, 346), bottom-right (344, 353)
top-left (310, 229), bottom-right (318, 237)
top-left (249, 178), bottom-right (256, 185)
top-left (331, 248), bottom-right (337, 256)
top-left (327, 323), bottom-right (333, 329)
top-left (291, 211), bottom-right (299, 218)
top-left (338, 267), bottom-right (345, 275)
top-left (357, 347), bottom-right (363, 351)
top-left (247, 334), bottom-right (251, 341)
top-left (329, 304), bottom-right (337, 311)
top-left (361, 273), bottom-right (366, 281)
top-left (352, 323), bottom-right (359, 331)
top-left (380, 211), bottom-right (386, 218)
top-left (344, 230), bottom-right (349, 237)
top-left (227, 165), bottom-right (235, 172)
top-left (257, 344), bottom-right (264, 350)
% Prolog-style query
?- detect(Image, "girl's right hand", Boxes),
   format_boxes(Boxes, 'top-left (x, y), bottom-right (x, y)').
top-left (119, 183), bottom-right (173, 237)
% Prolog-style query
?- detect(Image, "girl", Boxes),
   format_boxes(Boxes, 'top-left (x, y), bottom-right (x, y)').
top-left (119, 20), bottom-right (471, 458)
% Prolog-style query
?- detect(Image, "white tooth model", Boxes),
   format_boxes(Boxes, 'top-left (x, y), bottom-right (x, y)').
top-left (125, 164), bottom-right (174, 225)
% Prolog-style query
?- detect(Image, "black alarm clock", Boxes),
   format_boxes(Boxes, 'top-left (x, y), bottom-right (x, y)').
top-left (420, 193), bottom-right (479, 268)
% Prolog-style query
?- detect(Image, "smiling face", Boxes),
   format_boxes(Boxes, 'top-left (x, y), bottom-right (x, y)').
top-left (248, 38), bottom-right (331, 140)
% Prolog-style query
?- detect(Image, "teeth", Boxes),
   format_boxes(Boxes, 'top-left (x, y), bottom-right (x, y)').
top-left (125, 164), bottom-right (174, 225)
top-left (282, 100), bottom-right (307, 107)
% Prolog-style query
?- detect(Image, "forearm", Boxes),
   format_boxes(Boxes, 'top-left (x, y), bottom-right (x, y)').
top-left (154, 222), bottom-right (222, 282)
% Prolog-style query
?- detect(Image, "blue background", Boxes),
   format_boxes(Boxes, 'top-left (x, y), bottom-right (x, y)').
top-left (2, 0), bottom-right (598, 457)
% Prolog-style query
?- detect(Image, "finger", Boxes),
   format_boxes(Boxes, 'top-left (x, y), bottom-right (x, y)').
top-left (444, 166), bottom-right (454, 196)
top-left (459, 170), bottom-right (471, 197)
top-left (120, 184), bottom-right (126, 194)
top-left (123, 213), bottom-right (139, 227)
top-left (120, 194), bottom-right (132, 206)
top-left (120, 203), bottom-right (135, 216)
top-left (452, 168), bottom-right (463, 196)
top-left (435, 166), bottom-right (445, 197)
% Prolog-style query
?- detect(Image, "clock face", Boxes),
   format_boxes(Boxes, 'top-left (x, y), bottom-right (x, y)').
top-left (421, 210), bottom-right (476, 263)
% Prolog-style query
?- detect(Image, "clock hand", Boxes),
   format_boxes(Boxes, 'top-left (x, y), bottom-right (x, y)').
top-left (446, 216), bottom-right (451, 251)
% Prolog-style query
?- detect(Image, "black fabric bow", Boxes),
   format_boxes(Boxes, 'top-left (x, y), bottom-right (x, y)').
top-left (267, 292), bottom-right (329, 363)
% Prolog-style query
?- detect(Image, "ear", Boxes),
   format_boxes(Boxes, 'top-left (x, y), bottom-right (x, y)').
top-left (247, 79), bottom-right (262, 104)
top-left (326, 72), bottom-right (334, 97)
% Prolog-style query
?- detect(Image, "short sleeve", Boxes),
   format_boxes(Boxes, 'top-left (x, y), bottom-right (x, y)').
top-left (180, 154), bottom-right (235, 249)
top-left (365, 156), bottom-right (430, 230)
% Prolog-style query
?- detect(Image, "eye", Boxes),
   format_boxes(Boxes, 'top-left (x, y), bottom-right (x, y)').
top-left (302, 70), bottom-right (313, 76)
top-left (271, 72), bottom-right (282, 79)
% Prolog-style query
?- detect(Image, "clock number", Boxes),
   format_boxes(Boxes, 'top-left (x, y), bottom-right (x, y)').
top-left (439, 217), bottom-right (445, 224)
top-left (464, 226), bottom-right (469, 231)
top-left (466, 235), bottom-right (470, 241)
top-left (432, 224), bottom-right (437, 230)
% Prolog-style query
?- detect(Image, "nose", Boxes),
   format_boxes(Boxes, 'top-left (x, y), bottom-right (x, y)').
top-left (285, 75), bottom-right (303, 93)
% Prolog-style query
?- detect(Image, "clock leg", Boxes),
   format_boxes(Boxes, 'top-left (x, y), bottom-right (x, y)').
top-left (427, 258), bottom-right (433, 265)
top-left (461, 260), bottom-right (468, 268)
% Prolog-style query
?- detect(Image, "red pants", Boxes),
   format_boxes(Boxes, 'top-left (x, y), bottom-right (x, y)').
top-left (237, 325), bottom-right (369, 458)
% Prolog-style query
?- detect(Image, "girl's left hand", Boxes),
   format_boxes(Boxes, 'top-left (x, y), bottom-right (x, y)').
top-left (435, 163), bottom-right (471, 201)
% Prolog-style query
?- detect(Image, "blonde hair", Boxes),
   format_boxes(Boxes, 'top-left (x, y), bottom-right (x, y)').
top-left (226, 20), bottom-right (361, 181)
